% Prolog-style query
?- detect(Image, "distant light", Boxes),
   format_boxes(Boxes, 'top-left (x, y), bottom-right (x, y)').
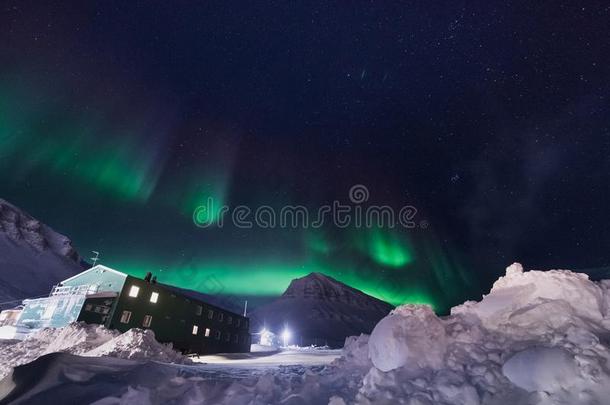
top-left (260, 328), bottom-right (273, 346)
top-left (282, 328), bottom-right (291, 347)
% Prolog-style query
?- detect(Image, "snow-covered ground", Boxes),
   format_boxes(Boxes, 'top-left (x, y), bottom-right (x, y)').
top-left (195, 347), bottom-right (340, 368)
top-left (3, 263), bottom-right (610, 404)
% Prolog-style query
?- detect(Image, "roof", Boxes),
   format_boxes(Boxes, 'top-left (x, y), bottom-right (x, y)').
top-left (61, 265), bottom-right (127, 284)
top-left (160, 283), bottom-right (246, 317)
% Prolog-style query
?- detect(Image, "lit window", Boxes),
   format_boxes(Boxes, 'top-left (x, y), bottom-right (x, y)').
top-left (192, 325), bottom-right (199, 335)
top-left (205, 328), bottom-right (211, 337)
top-left (150, 292), bottom-right (159, 303)
top-left (196, 305), bottom-right (203, 316)
top-left (128, 286), bottom-right (140, 298)
top-left (120, 310), bottom-right (132, 324)
top-left (207, 309), bottom-right (214, 319)
top-left (143, 315), bottom-right (152, 328)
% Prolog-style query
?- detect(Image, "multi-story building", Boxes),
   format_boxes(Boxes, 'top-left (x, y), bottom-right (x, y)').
top-left (15, 265), bottom-right (251, 354)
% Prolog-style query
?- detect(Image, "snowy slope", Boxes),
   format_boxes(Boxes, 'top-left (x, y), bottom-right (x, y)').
top-left (0, 199), bottom-right (83, 305)
top-left (250, 272), bottom-right (394, 347)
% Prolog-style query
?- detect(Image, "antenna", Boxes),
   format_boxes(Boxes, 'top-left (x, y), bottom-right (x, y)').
top-left (90, 251), bottom-right (100, 267)
top-left (243, 300), bottom-right (248, 317)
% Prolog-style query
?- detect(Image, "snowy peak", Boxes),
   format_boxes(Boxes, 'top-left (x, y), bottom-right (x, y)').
top-left (251, 273), bottom-right (394, 346)
top-left (0, 199), bottom-right (80, 262)
top-left (282, 272), bottom-right (391, 309)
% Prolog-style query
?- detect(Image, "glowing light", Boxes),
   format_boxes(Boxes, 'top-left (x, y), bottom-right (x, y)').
top-left (260, 328), bottom-right (275, 346)
top-left (281, 328), bottom-right (292, 347)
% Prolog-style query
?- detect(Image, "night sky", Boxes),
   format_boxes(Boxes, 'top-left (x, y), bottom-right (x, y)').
top-left (1, 1), bottom-right (609, 313)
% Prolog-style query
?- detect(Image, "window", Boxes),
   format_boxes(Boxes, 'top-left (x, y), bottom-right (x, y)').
top-left (244, 319), bottom-right (249, 328)
top-left (205, 328), bottom-right (211, 337)
top-left (233, 334), bottom-right (239, 343)
top-left (214, 330), bottom-right (221, 340)
top-left (192, 325), bottom-right (199, 335)
top-left (150, 292), bottom-right (159, 303)
top-left (236, 319), bottom-right (241, 327)
top-left (120, 310), bottom-right (132, 324)
top-left (143, 315), bottom-right (152, 328)
top-left (227, 316), bottom-right (232, 325)
top-left (207, 309), bottom-right (214, 319)
top-left (128, 285), bottom-right (140, 298)
top-left (218, 312), bottom-right (224, 322)
top-left (196, 305), bottom-right (203, 316)
top-left (225, 332), bottom-right (230, 342)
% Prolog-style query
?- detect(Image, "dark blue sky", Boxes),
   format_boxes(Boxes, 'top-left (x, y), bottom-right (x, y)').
top-left (1, 1), bottom-right (609, 310)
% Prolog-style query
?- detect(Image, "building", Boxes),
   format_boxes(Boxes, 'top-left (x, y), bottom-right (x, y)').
top-left (15, 265), bottom-right (251, 354)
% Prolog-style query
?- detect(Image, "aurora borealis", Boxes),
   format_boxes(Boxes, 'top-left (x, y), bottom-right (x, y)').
top-left (2, 1), bottom-right (610, 315)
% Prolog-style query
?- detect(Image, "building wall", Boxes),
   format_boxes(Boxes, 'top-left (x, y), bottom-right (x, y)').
top-left (77, 296), bottom-right (117, 325)
top-left (17, 295), bottom-right (86, 330)
top-left (107, 276), bottom-right (251, 354)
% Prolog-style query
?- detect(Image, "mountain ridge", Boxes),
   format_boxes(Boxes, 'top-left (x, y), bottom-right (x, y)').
top-left (251, 272), bottom-right (394, 347)
top-left (0, 199), bottom-right (84, 305)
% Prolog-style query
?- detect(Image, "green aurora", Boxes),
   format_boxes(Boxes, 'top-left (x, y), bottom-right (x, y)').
top-left (0, 77), bottom-right (477, 315)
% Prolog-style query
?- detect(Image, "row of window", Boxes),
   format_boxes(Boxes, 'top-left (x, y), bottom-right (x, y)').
top-left (84, 303), bottom-right (110, 315)
top-left (119, 310), bottom-right (248, 345)
top-left (126, 284), bottom-right (248, 329)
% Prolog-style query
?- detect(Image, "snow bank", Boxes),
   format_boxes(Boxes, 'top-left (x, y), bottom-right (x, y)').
top-left (0, 322), bottom-right (117, 378)
top-left (355, 263), bottom-right (610, 404)
top-left (369, 305), bottom-right (446, 372)
top-left (85, 328), bottom-right (191, 364)
top-left (0, 322), bottom-right (189, 379)
top-left (452, 262), bottom-right (605, 337)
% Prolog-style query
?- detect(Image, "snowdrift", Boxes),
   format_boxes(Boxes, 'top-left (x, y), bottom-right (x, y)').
top-left (346, 263), bottom-right (610, 404)
top-left (0, 322), bottom-right (190, 379)
top-left (4, 263), bottom-right (610, 405)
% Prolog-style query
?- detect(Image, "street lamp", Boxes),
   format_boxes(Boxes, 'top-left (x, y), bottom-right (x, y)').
top-left (282, 328), bottom-right (291, 347)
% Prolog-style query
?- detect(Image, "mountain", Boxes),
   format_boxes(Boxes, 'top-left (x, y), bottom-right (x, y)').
top-left (250, 272), bottom-right (394, 347)
top-left (0, 199), bottom-right (84, 306)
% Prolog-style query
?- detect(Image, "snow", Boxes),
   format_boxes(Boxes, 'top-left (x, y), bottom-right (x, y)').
top-left (84, 328), bottom-right (192, 364)
top-left (502, 346), bottom-right (578, 393)
top-left (355, 263), bottom-right (610, 404)
top-left (4, 263), bottom-right (610, 404)
top-left (0, 322), bottom-right (190, 379)
top-left (369, 305), bottom-right (447, 372)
